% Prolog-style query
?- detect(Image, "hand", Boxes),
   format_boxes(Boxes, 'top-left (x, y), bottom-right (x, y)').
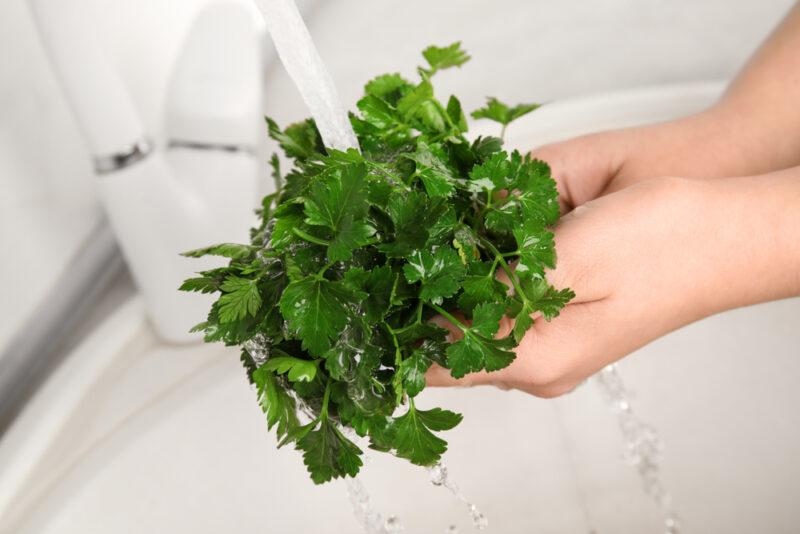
top-left (532, 103), bottom-right (799, 215)
top-left (427, 171), bottom-right (800, 397)
top-left (428, 2), bottom-right (800, 396)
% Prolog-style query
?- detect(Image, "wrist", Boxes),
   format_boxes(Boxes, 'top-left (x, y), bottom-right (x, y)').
top-left (706, 96), bottom-right (800, 174)
top-left (610, 102), bottom-right (800, 191)
top-left (695, 169), bottom-right (800, 314)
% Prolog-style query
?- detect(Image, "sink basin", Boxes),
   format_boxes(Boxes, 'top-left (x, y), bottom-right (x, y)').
top-left (2, 83), bottom-right (800, 534)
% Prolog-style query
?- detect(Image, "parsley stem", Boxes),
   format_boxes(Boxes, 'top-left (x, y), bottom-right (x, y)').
top-left (383, 321), bottom-right (406, 406)
top-left (489, 255), bottom-right (501, 277)
top-left (321, 381), bottom-right (332, 419)
top-left (383, 321), bottom-right (403, 366)
top-left (479, 237), bottom-right (530, 305)
top-left (387, 297), bottom-right (423, 335)
top-left (292, 227), bottom-right (330, 247)
top-left (436, 100), bottom-right (458, 131)
top-left (427, 303), bottom-right (468, 333)
top-left (316, 261), bottom-right (336, 279)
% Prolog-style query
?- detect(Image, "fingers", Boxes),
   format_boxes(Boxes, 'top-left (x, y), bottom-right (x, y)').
top-left (424, 189), bottom-right (629, 395)
top-left (423, 199), bottom-right (615, 392)
top-left (426, 297), bottom-right (632, 398)
top-left (530, 132), bottom-right (625, 210)
top-left (422, 155), bottom-right (635, 395)
top-left (545, 198), bottom-right (616, 304)
top-left (426, 363), bottom-right (491, 388)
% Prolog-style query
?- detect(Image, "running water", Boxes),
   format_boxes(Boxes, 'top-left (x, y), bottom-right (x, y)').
top-left (252, 0), bottom-right (359, 151)
top-left (427, 463), bottom-right (488, 530)
top-left (595, 365), bottom-right (681, 534)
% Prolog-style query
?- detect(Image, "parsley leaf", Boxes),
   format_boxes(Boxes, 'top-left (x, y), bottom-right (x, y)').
top-left (469, 151), bottom-right (510, 191)
top-left (303, 163), bottom-right (376, 261)
top-left (471, 97), bottom-right (541, 126)
top-left (446, 302), bottom-right (516, 378)
top-left (297, 417), bottom-right (363, 484)
top-left (392, 405), bottom-right (463, 465)
top-left (263, 353), bottom-right (319, 382)
top-left (458, 261), bottom-right (508, 314)
top-left (179, 276), bottom-right (221, 294)
top-left (405, 142), bottom-right (457, 198)
top-left (513, 223), bottom-right (556, 279)
top-left (520, 277), bottom-right (575, 320)
top-left (510, 278), bottom-right (575, 342)
top-left (364, 73), bottom-right (413, 104)
top-left (402, 248), bottom-right (466, 305)
top-left (279, 277), bottom-right (361, 356)
top-left (343, 266), bottom-right (394, 322)
top-left (379, 191), bottom-right (432, 257)
top-left (421, 42), bottom-right (471, 76)
top-left (266, 117), bottom-right (323, 160)
top-left (399, 349), bottom-right (434, 398)
top-left (218, 276), bottom-right (262, 323)
top-left (181, 243), bottom-right (256, 260)
top-left (252, 366), bottom-right (300, 441)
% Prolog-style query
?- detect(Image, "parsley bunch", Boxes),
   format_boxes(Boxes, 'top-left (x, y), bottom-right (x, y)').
top-left (181, 43), bottom-right (574, 484)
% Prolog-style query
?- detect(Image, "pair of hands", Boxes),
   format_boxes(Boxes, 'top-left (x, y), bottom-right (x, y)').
top-left (427, 103), bottom-right (800, 397)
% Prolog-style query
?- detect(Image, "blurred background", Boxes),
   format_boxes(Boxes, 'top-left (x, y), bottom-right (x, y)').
top-left (1, 0), bottom-right (798, 533)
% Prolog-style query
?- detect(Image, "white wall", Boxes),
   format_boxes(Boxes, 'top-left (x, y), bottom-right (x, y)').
top-left (267, 0), bottom-right (795, 126)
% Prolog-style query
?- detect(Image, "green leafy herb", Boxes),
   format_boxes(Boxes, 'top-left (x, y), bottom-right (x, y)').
top-left (392, 404), bottom-right (463, 465)
top-left (471, 97), bottom-right (542, 137)
top-left (181, 42), bottom-right (572, 484)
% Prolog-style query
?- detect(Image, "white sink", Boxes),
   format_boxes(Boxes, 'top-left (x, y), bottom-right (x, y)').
top-left (2, 84), bottom-right (800, 534)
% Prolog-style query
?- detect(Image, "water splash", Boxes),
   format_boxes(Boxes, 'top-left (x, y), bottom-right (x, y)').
top-left (347, 475), bottom-right (395, 534)
top-left (243, 334), bottom-right (271, 366)
top-left (339, 424), bottom-right (402, 534)
top-left (595, 364), bottom-right (681, 534)
top-left (427, 463), bottom-right (488, 530)
top-left (384, 515), bottom-right (404, 533)
top-left (252, 0), bottom-right (359, 151)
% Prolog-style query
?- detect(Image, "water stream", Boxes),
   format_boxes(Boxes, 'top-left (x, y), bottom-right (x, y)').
top-left (250, 2), bottom-right (680, 532)
top-left (252, 0), bottom-right (359, 151)
top-left (595, 365), bottom-right (681, 534)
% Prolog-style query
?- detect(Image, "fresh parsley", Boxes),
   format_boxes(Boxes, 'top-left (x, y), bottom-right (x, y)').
top-left (181, 43), bottom-right (573, 484)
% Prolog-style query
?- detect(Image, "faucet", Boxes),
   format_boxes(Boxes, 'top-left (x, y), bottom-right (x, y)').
top-left (27, 0), bottom-right (267, 342)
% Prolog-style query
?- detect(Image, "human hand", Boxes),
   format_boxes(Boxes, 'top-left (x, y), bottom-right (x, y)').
top-left (427, 171), bottom-right (800, 397)
top-left (428, 2), bottom-right (800, 396)
top-left (533, 102), bottom-right (800, 214)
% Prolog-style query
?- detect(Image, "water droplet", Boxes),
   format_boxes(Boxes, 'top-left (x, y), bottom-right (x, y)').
top-left (384, 515), bottom-right (403, 533)
top-left (664, 515), bottom-right (681, 534)
top-left (428, 463), bottom-right (448, 486)
top-left (469, 505), bottom-right (488, 530)
top-left (243, 334), bottom-right (271, 366)
top-left (595, 364), bottom-right (680, 532)
top-left (445, 526), bottom-right (459, 534)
